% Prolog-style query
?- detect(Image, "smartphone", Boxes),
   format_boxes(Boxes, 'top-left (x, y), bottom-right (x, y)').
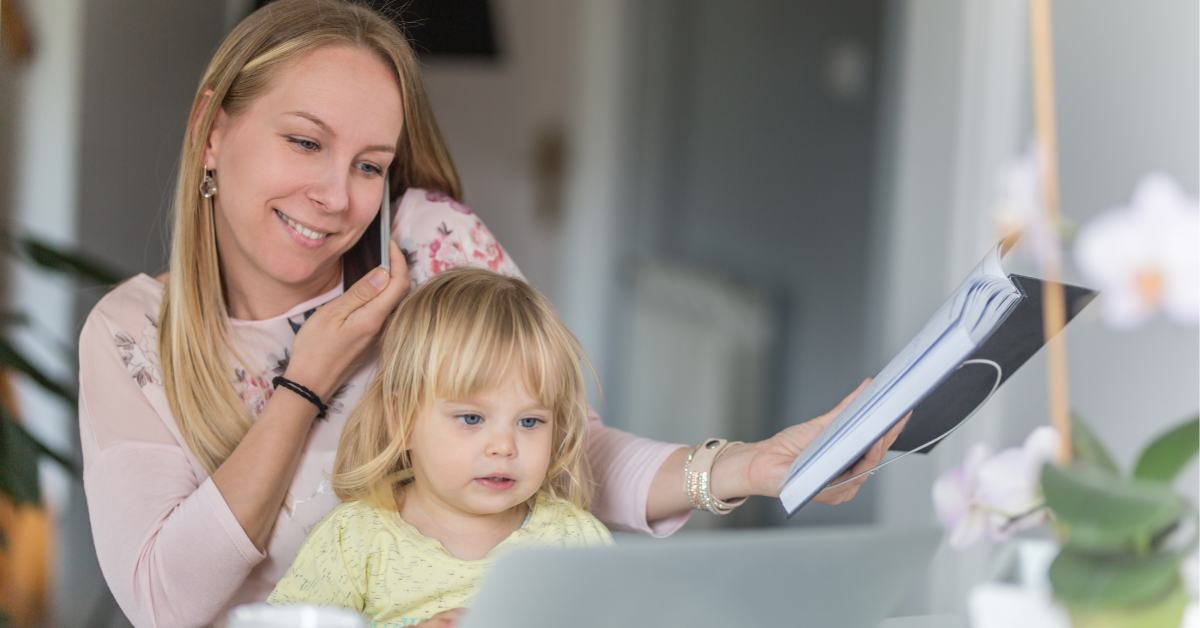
top-left (379, 174), bottom-right (391, 273)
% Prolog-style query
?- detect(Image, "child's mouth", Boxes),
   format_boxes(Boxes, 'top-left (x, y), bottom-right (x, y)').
top-left (475, 476), bottom-right (515, 491)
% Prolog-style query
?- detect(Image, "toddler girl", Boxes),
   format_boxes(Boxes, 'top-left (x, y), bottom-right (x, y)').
top-left (268, 267), bottom-right (612, 626)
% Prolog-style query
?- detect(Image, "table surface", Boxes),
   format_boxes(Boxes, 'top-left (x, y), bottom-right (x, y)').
top-left (880, 615), bottom-right (970, 628)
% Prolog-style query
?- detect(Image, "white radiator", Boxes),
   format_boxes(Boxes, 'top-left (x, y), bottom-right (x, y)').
top-left (617, 260), bottom-right (776, 462)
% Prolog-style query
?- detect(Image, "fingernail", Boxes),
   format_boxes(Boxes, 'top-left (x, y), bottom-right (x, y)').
top-left (368, 267), bottom-right (389, 289)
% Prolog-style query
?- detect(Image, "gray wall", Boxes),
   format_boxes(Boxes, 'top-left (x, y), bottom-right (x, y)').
top-left (615, 0), bottom-right (886, 526)
top-left (75, 0), bottom-right (226, 287)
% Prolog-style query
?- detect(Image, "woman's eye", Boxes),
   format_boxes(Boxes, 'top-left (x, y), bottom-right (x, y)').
top-left (518, 417), bottom-right (542, 429)
top-left (357, 162), bottom-right (383, 176)
top-left (457, 414), bottom-right (483, 426)
top-left (288, 137), bottom-right (320, 152)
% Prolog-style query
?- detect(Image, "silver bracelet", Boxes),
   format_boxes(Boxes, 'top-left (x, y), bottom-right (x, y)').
top-left (682, 438), bottom-right (748, 515)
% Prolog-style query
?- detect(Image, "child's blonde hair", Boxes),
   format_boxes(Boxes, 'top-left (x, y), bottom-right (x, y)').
top-left (333, 268), bottom-right (594, 512)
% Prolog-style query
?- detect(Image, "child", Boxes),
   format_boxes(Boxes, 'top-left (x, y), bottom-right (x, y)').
top-left (267, 267), bottom-right (612, 626)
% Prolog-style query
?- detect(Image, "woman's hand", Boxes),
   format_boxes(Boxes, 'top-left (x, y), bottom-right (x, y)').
top-left (283, 240), bottom-right (409, 399)
top-left (711, 379), bottom-right (909, 505)
top-left (646, 379), bottom-right (909, 522)
top-left (422, 608), bottom-right (465, 628)
top-left (745, 380), bottom-right (908, 504)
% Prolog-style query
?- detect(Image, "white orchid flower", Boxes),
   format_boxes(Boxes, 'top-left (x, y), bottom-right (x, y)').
top-left (934, 442), bottom-right (992, 549)
top-left (993, 143), bottom-right (1062, 269)
top-left (1075, 173), bottom-right (1200, 330)
top-left (934, 427), bottom-right (1061, 549)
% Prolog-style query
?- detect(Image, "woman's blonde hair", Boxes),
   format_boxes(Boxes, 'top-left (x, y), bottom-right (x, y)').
top-left (159, 0), bottom-right (461, 474)
top-left (332, 267), bottom-right (595, 512)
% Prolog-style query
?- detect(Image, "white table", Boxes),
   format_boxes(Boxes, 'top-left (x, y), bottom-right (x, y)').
top-left (881, 615), bottom-right (969, 628)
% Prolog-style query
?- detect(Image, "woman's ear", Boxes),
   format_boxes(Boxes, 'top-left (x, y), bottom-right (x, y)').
top-left (191, 89), bottom-right (225, 171)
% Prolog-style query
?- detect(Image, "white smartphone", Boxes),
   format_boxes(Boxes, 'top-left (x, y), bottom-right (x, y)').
top-left (379, 174), bottom-right (391, 272)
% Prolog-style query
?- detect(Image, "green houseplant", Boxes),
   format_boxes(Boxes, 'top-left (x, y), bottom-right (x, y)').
top-left (0, 235), bottom-right (124, 628)
top-left (1044, 417), bottom-right (1197, 627)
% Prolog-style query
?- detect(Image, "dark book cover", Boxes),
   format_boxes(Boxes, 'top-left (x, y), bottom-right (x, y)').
top-left (889, 275), bottom-right (1098, 453)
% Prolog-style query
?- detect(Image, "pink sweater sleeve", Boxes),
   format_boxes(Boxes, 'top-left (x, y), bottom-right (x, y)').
top-left (585, 411), bottom-right (691, 536)
top-left (79, 308), bottom-right (265, 628)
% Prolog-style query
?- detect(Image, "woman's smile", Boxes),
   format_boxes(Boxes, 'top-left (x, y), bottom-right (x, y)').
top-left (274, 208), bottom-right (332, 249)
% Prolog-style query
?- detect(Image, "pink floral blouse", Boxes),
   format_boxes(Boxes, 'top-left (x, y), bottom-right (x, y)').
top-left (78, 188), bottom-right (688, 628)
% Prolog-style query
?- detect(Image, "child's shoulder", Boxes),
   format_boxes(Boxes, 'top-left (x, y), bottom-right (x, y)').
top-left (308, 500), bottom-right (394, 539)
top-left (527, 495), bottom-right (614, 547)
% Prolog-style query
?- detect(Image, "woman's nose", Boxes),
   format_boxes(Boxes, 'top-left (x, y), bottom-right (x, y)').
top-left (307, 164), bottom-right (351, 213)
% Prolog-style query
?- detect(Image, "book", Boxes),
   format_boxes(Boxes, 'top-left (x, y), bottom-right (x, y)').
top-left (779, 242), bottom-right (1098, 516)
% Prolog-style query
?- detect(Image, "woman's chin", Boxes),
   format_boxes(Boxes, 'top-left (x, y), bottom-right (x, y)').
top-left (261, 256), bottom-right (343, 289)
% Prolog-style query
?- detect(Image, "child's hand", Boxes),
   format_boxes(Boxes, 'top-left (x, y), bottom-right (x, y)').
top-left (423, 608), bottom-right (465, 627)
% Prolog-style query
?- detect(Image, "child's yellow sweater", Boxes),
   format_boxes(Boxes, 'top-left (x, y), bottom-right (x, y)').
top-left (267, 493), bottom-right (612, 626)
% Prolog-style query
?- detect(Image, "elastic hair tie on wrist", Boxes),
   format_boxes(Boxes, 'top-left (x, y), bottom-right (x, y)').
top-left (271, 376), bottom-right (329, 420)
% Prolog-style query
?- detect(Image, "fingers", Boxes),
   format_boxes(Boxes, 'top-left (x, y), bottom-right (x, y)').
top-left (814, 410), bottom-right (910, 505)
top-left (881, 411), bottom-right (911, 450)
top-left (809, 378), bottom-right (872, 429)
top-left (325, 240), bottom-right (409, 323)
top-left (833, 378), bottom-right (871, 415)
top-left (357, 240), bottom-right (410, 317)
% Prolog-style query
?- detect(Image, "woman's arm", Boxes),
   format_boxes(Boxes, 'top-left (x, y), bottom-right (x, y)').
top-left (212, 242), bottom-right (408, 549)
top-left (81, 308), bottom-right (264, 628)
top-left (81, 253), bottom-right (405, 627)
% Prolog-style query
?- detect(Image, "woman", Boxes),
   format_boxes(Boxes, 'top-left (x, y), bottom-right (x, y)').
top-left (77, 2), bottom-right (902, 626)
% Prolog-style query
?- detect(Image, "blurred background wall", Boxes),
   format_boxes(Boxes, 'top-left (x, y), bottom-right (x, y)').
top-left (1, 0), bottom-right (1195, 624)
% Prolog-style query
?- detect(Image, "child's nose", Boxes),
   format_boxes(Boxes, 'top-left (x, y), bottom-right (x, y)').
top-left (485, 430), bottom-right (517, 457)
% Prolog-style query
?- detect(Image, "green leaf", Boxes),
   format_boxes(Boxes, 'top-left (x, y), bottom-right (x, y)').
top-left (1072, 414), bottom-right (1120, 475)
top-left (0, 405), bottom-right (80, 479)
top-left (0, 336), bottom-right (77, 407)
top-left (1050, 546), bottom-right (1184, 608)
top-left (14, 236), bottom-right (126, 286)
top-left (1134, 415), bottom-right (1199, 484)
top-left (1042, 463), bottom-right (1184, 553)
top-left (0, 412), bottom-right (42, 506)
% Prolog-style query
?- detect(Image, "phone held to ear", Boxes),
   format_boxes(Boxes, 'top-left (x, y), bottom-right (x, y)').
top-left (380, 174), bottom-right (391, 273)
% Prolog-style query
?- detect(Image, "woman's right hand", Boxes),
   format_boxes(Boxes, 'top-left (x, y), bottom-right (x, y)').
top-left (284, 240), bottom-right (409, 399)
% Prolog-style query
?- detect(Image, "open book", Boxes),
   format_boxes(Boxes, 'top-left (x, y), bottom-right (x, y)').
top-left (779, 242), bottom-right (1097, 516)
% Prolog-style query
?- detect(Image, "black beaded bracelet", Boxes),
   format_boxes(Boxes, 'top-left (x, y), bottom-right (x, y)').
top-left (271, 376), bottom-right (329, 420)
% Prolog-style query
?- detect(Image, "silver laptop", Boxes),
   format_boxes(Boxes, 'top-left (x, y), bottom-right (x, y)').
top-left (459, 525), bottom-right (941, 628)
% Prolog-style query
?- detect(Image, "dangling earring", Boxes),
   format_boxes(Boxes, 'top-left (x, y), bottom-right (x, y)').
top-left (199, 169), bottom-right (218, 198)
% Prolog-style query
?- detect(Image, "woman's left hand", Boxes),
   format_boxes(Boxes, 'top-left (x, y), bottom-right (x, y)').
top-left (758, 381), bottom-right (907, 504)
top-left (647, 379), bottom-right (909, 522)
top-left (709, 379), bottom-right (909, 506)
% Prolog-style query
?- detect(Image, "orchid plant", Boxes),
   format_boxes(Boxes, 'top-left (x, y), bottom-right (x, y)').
top-left (936, 170), bottom-right (1200, 628)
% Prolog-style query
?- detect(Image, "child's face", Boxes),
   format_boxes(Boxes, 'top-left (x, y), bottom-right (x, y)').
top-left (407, 370), bottom-right (554, 517)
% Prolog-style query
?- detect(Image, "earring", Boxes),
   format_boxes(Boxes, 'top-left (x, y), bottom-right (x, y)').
top-left (199, 169), bottom-right (217, 198)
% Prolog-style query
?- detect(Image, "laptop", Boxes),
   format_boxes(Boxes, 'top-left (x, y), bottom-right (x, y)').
top-left (459, 524), bottom-right (942, 628)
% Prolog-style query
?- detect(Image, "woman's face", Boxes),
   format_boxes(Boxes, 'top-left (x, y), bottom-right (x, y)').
top-left (204, 45), bottom-right (403, 298)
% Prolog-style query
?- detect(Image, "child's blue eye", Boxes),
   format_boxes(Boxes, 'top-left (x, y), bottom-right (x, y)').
top-left (458, 414), bottom-right (482, 426)
top-left (518, 417), bottom-right (542, 428)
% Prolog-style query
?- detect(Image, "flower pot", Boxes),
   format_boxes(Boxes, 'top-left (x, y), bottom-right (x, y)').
top-left (1065, 583), bottom-right (1188, 628)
